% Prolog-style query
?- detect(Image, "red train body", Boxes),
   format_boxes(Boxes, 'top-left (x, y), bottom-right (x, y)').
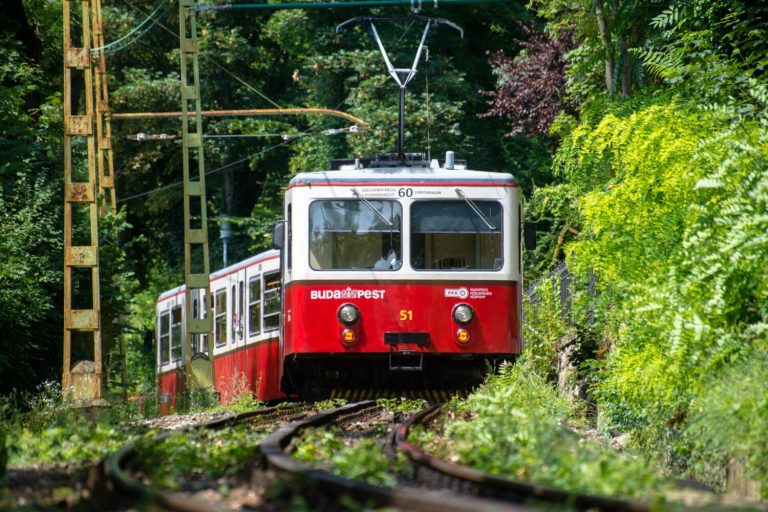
top-left (156, 158), bottom-right (523, 409)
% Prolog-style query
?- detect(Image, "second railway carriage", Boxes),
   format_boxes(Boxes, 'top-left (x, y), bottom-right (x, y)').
top-left (156, 250), bottom-right (283, 408)
top-left (278, 154), bottom-right (523, 396)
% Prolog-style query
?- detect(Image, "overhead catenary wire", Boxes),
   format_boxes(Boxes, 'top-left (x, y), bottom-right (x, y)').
top-left (91, 0), bottom-right (168, 52)
top-left (120, 0), bottom-right (282, 109)
top-left (117, 125), bottom-right (357, 203)
top-left (116, 142), bottom-right (289, 204)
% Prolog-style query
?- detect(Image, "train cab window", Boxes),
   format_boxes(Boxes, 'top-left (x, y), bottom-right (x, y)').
top-left (411, 200), bottom-right (503, 270)
top-left (263, 272), bottom-right (280, 331)
top-left (248, 276), bottom-right (262, 336)
top-left (159, 310), bottom-right (170, 365)
top-left (214, 289), bottom-right (227, 346)
top-left (309, 199), bottom-right (402, 270)
top-left (170, 306), bottom-right (182, 362)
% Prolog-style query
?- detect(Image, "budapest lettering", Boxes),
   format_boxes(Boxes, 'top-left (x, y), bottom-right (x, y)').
top-left (310, 287), bottom-right (386, 300)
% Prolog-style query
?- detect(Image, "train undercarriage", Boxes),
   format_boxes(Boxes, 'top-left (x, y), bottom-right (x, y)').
top-left (281, 353), bottom-right (514, 400)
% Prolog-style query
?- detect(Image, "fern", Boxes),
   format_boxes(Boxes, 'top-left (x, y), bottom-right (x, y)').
top-left (650, 7), bottom-right (680, 30)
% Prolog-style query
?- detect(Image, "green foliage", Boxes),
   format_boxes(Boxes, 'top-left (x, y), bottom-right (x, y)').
top-left (539, 95), bottom-right (768, 489)
top-left (134, 425), bottom-right (265, 490)
top-left (292, 427), bottom-right (403, 487)
top-left (522, 272), bottom-right (571, 377)
top-left (0, 36), bottom-right (63, 394)
top-left (634, 2), bottom-right (768, 109)
top-left (2, 382), bottom-right (145, 468)
top-left (684, 347), bottom-right (768, 495)
top-left (375, 397), bottom-right (427, 416)
top-left (419, 360), bottom-right (666, 498)
top-left (313, 398), bottom-right (348, 411)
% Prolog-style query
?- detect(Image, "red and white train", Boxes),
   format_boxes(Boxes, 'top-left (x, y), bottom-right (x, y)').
top-left (157, 153), bottom-right (524, 407)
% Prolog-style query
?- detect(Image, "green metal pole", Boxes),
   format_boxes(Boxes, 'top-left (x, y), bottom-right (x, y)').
top-left (197, 0), bottom-right (508, 12)
top-left (180, 0), bottom-right (214, 394)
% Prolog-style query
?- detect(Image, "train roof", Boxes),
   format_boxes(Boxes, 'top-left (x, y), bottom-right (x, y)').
top-left (157, 249), bottom-right (279, 302)
top-left (288, 165), bottom-right (517, 188)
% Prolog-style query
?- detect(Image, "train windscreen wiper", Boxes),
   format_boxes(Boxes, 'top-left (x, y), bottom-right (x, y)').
top-left (351, 188), bottom-right (394, 227)
top-left (455, 188), bottom-right (496, 230)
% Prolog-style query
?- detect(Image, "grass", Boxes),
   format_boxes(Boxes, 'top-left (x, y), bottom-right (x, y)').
top-left (133, 424), bottom-right (267, 490)
top-left (2, 382), bottom-right (147, 469)
top-left (410, 358), bottom-right (670, 502)
top-left (292, 426), bottom-right (407, 487)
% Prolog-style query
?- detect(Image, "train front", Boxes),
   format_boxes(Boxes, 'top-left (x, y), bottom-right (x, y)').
top-left (279, 156), bottom-right (523, 398)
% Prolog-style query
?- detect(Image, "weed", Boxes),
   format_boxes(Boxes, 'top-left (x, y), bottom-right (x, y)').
top-left (416, 358), bottom-right (668, 500)
top-left (314, 398), bottom-right (347, 411)
top-left (376, 398), bottom-right (428, 416)
top-left (134, 424), bottom-right (266, 490)
top-left (292, 427), bottom-right (403, 487)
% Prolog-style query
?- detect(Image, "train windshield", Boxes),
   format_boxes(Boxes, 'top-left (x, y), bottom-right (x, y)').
top-left (411, 200), bottom-right (503, 270)
top-left (309, 200), bottom-right (402, 270)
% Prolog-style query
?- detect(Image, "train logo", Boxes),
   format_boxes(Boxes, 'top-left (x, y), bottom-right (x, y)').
top-left (444, 287), bottom-right (469, 299)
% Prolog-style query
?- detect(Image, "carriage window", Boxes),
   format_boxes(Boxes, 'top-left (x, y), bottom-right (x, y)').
top-left (159, 310), bottom-right (170, 365)
top-left (199, 292), bottom-right (209, 354)
top-left (230, 285), bottom-right (236, 343)
top-left (170, 306), bottom-right (182, 362)
top-left (263, 272), bottom-right (280, 331)
top-left (214, 289), bottom-right (227, 346)
top-left (248, 276), bottom-right (262, 336)
top-left (411, 200), bottom-right (503, 270)
top-left (238, 281), bottom-right (244, 340)
top-left (309, 200), bottom-right (402, 270)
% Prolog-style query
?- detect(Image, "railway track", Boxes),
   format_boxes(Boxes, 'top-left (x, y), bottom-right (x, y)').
top-left (88, 403), bottom-right (312, 511)
top-left (260, 400), bottom-right (528, 511)
top-left (88, 400), bottom-right (666, 511)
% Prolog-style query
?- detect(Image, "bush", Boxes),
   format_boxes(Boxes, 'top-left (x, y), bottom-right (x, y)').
top-left (422, 359), bottom-right (666, 499)
top-left (539, 98), bottom-right (768, 489)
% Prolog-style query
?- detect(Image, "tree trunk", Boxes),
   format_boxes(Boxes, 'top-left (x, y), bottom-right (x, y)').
top-left (620, 41), bottom-right (632, 97)
top-left (595, 0), bottom-right (614, 93)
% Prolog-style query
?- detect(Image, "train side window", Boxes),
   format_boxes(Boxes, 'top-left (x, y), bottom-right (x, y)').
top-left (248, 276), bottom-right (262, 336)
top-left (230, 284), bottom-right (236, 343)
top-left (200, 291), bottom-right (209, 354)
top-left (159, 310), bottom-right (170, 365)
top-left (170, 306), bottom-right (182, 362)
top-left (214, 289), bottom-right (227, 346)
top-left (238, 281), bottom-right (244, 340)
top-left (263, 272), bottom-right (280, 331)
top-left (411, 200), bottom-right (503, 271)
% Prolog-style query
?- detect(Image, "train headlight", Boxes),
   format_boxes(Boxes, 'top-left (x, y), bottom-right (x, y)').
top-left (452, 304), bottom-right (474, 325)
top-left (338, 304), bottom-right (360, 324)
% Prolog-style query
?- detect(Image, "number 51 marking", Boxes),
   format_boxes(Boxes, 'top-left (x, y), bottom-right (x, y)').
top-left (399, 310), bottom-right (413, 321)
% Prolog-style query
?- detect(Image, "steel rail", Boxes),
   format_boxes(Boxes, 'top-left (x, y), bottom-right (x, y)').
top-left (260, 401), bottom-right (530, 512)
top-left (112, 107), bottom-right (369, 127)
top-left (395, 405), bottom-right (653, 512)
top-left (89, 403), bottom-right (309, 511)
